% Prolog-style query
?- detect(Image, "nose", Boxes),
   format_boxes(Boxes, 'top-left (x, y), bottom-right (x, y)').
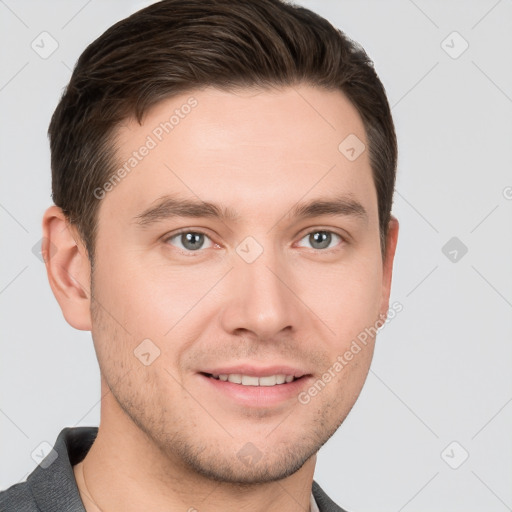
top-left (218, 239), bottom-right (305, 341)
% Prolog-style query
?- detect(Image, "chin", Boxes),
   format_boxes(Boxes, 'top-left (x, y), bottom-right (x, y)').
top-left (181, 444), bottom-right (317, 485)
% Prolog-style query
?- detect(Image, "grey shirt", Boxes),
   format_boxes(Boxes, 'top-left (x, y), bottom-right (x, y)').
top-left (0, 427), bottom-right (347, 512)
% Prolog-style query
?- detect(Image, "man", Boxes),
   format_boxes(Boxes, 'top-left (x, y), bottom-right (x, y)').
top-left (0, 0), bottom-right (398, 510)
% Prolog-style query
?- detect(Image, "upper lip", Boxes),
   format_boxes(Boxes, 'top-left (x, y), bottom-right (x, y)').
top-left (200, 364), bottom-right (309, 378)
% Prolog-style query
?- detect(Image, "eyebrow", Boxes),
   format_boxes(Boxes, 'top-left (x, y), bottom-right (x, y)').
top-left (133, 193), bottom-right (367, 227)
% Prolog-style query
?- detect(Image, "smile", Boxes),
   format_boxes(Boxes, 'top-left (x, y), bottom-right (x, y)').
top-left (206, 373), bottom-right (297, 386)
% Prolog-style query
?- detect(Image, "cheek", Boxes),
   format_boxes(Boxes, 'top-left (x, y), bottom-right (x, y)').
top-left (91, 252), bottom-right (221, 375)
top-left (91, 247), bottom-right (181, 335)
top-left (304, 254), bottom-right (383, 345)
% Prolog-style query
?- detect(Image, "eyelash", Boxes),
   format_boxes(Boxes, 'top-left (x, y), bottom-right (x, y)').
top-left (163, 228), bottom-right (347, 256)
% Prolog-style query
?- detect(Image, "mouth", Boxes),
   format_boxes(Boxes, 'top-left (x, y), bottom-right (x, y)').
top-left (197, 367), bottom-right (312, 408)
top-left (200, 372), bottom-right (304, 387)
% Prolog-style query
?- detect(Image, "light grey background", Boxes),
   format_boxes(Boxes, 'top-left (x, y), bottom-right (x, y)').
top-left (1, 1), bottom-right (511, 510)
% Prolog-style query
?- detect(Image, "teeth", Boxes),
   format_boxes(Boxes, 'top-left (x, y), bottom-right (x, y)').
top-left (259, 375), bottom-right (277, 386)
top-left (210, 373), bottom-right (296, 386)
top-left (242, 375), bottom-right (259, 386)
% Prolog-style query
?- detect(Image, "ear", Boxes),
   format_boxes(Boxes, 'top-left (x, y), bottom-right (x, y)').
top-left (41, 205), bottom-right (92, 331)
top-left (379, 215), bottom-right (399, 319)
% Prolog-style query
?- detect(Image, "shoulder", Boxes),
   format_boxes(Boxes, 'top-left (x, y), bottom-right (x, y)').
top-left (0, 480), bottom-right (40, 511)
top-left (0, 426), bottom-right (97, 512)
top-left (312, 480), bottom-right (350, 512)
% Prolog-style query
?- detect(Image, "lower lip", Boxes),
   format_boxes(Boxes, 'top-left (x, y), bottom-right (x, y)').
top-left (198, 373), bottom-right (311, 408)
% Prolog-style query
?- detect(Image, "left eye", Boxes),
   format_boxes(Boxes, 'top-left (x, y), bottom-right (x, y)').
top-left (296, 230), bottom-right (343, 251)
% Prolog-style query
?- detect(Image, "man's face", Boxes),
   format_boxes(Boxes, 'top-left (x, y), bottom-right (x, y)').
top-left (89, 85), bottom-right (394, 483)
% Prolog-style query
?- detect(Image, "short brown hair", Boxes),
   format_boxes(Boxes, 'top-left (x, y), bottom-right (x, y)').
top-left (48, 0), bottom-right (397, 267)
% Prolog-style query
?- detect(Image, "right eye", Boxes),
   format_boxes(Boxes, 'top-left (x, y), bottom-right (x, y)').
top-left (164, 229), bottom-right (216, 254)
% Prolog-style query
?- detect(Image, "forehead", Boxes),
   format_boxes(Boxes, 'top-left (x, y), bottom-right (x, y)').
top-left (102, 85), bottom-right (376, 225)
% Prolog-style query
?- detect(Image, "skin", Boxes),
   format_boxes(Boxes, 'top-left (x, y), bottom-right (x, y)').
top-left (42, 84), bottom-right (399, 512)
